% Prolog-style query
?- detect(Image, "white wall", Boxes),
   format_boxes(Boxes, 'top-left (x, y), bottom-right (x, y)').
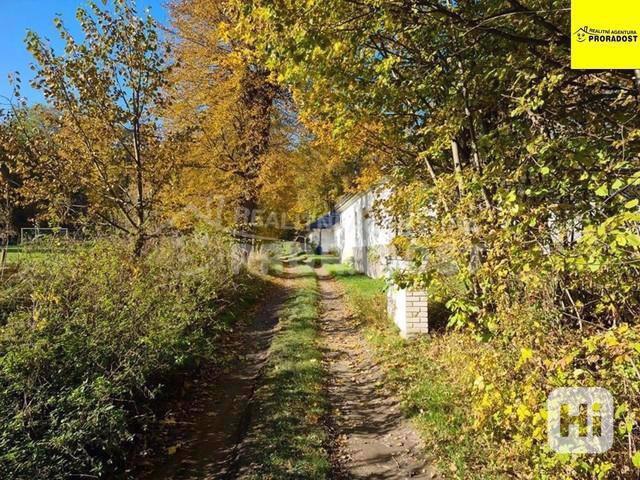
top-left (308, 227), bottom-right (338, 253)
top-left (336, 189), bottom-right (395, 277)
top-left (387, 286), bottom-right (429, 338)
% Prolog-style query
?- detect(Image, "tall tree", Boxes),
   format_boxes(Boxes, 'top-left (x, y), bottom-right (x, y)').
top-left (26, 0), bottom-right (186, 255)
top-left (167, 0), bottom-right (282, 232)
top-left (241, 0), bottom-right (640, 325)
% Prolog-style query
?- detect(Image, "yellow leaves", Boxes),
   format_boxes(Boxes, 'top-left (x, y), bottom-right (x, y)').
top-left (167, 445), bottom-right (178, 455)
top-left (516, 403), bottom-right (531, 422)
top-left (529, 411), bottom-right (546, 441)
top-left (517, 347), bottom-right (534, 369)
top-left (625, 199), bottom-right (639, 209)
top-left (473, 375), bottom-right (485, 391)
top-left (603, 332), bottom-right (619, 348)
top-left (595, 184), bottom-right (609, 197)
top-left (479, 391), bottom-right (494, 410)
top-left (531, 425), bottom-right (545, 441)
top-left (252, 6), bottom-right (273, 22)
top-left (375, 55), bottom-right (399, 75)
top-left (332, 40), bottom-right (347, 55)
top-left (311, 45), bottom-right (325, 61)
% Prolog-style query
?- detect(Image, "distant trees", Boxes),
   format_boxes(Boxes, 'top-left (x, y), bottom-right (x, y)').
top-left (0, 102), bottom-right (52, 263)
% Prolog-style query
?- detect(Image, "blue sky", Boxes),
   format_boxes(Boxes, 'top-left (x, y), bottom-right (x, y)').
top-left (0, 0), bottom-right (169, 104)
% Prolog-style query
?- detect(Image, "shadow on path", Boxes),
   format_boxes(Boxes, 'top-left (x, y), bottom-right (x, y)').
top-left (316, 268), bottom-right (438, 480)
top-left (140, 277), bottom-right (291, 480)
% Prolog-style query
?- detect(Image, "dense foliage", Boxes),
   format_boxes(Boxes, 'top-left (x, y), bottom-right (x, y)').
top-left (0, 233), bottom-right (245, 478)
top-left (165, 0), bottom-right (342, 234)
top-left (2, 0), bottom-right (640, 477)
top-left (3, 1), bottom-right (192, 255)
top-left (228, 0), bottom-right (640, 477)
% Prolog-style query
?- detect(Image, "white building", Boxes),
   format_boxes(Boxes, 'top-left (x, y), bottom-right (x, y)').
top-left (307, 212), bottom-right (340, 253)
top-left (308, 189), bottom-right (396, 278)
top-left (307, 188), bottom-right (432, 338)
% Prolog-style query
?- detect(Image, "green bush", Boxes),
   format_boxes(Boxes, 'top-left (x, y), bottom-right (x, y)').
top-left (0, 232), bottom-right (244, 479)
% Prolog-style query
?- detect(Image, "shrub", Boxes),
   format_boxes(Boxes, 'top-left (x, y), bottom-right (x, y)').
top-left (247, 245), bottom-right (271, 274)
top-left (0, 231), bottom-right (245, 478)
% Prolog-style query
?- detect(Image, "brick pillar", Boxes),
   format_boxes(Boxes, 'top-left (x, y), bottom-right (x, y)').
top-left (387, 286), bottom-right (429, 339)
top-left (405, 290), bottom-right (429, 337)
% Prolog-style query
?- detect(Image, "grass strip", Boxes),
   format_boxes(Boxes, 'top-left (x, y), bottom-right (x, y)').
top-left (240, 264), bottom-right (330, 479)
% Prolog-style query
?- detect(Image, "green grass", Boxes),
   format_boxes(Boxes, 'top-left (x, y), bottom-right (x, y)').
top-left (3, 245), bottom-right (60, 264)
top-left (4, 245), bottom-right (22, 264)
top-left (322, 257), bottom-right (486, 479)
top-left (304, 254), bottom-right (339, 265)
top-left (323, 261), bottom-right (385, 299)
top-left (241, 264), bottom-right (330, 479)
top-left (364, 330), bottom-right (485, 478)
top-left (268, 260), bottom-right (284, 276)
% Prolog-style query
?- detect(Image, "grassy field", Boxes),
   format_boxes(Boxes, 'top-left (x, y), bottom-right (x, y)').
top-left (4, 245), bottom-right (21, 264)
top-left (320, 257), bottom-right (485, 478)
top-left (240, 264), bottom-right (330, 479)
top-left (2, 241), bottom-right (89, 268)
top-left (3, 245), bottom-right (58, 264)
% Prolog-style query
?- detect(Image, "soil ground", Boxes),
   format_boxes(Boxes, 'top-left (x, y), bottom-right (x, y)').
top-left (316, 268), bottom-right (437, 479)
top-left (143, 265), bottom-right (437, 479)
top-left (141, 276), bottom-right (290, 480)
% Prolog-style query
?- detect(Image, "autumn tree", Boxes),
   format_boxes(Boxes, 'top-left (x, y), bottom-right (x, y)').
top-left (241, 0), bottom-right (640, 322)
top-left (166, 0), bottom-right (281, 232)
top-left (26, 0), bottom-right (186, 255)
top-left (167, 0), bottom-right (346, 237)
top-left (232, 3), bottom-right (640, 475)
top-left (0, 96), bottom-right (58, 266)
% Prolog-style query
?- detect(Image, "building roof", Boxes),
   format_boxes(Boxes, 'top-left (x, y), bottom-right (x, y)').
top-left (334, 181), bottom-right (387, 213)
top-left (335, 193), bottom-right (361, 213)
top-left (307, 212), bottom-right (340, 230)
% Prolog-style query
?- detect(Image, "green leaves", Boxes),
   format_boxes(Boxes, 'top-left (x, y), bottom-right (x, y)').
top-left (0, 233), bottom-right (243, 477)
top-left (595, 184), bottom-right (609, 197)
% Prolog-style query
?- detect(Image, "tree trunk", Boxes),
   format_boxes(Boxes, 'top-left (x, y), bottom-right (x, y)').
top-left (132, 118), bottom-right (146, 256)
top-left (451, 138), bottom-right (465, 198)
top-left (0, 176), bottom-right (10, 276)
top-left (236, 68), bottom-right (277, 235)
top-left (133, 231), bottom-right (146, 258)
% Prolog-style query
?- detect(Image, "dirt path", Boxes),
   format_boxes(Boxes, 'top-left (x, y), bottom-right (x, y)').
top-left (140, 264), bottom-right (436, 480)
top-left (317, 269), bottom-right (437, 480)
top-left (141, 276), bottom-right (290, 480)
